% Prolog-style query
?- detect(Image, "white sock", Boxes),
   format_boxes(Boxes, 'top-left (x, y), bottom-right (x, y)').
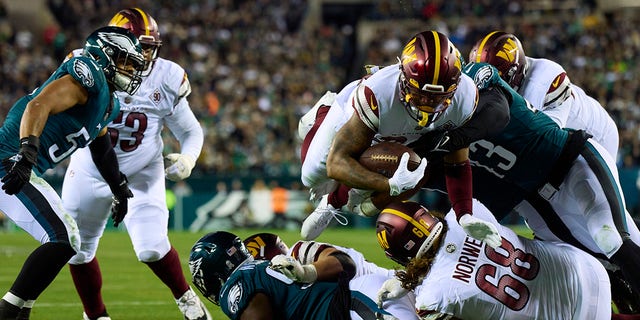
top-left (2, 292), bottom-right (25, 308)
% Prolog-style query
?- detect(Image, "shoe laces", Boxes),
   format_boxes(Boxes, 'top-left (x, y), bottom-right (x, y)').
top-left (317, 207), bottom-right (349, 226)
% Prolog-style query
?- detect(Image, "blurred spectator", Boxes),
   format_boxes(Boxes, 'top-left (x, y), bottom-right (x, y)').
top-left (268, 180), bottom-right (289, 229)
top-left (0, 0), bottom-right (639, 215)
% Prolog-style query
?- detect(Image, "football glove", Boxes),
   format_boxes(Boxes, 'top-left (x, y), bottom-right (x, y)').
top-left (377, 278), bottom-right (408, 307)
top-left (110, 173), bottom-right (133, 227)
top-left (270, 254), bottom-right (317, 283)
top-left (388, 153), bottom-right (427, 196)
top-left (164, 153), bottom-right (196, 181)
top-left (346, 189), bottom-right (380, 217)
top-left (459, 213), bottom-right (502, 249)
top-left (1, 136), bottom-right (39, 195)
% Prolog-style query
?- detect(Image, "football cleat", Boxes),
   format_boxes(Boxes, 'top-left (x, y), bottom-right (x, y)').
top-left (300, 195), bottom-right (348, 240)
top-left (176, 288), bottom-right (212, 320)
top-left (82, 312), bottom-right (111, 320)
top-left (0, 299), bottom-right (20, 320)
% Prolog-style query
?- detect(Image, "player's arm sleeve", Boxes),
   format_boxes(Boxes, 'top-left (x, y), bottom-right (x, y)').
top-left (351, 82), bottom-right (380, 132)
top-left (411, 86), bottom-right (510, 156)
top-left (542, 72), bottom-right (572, 111)
top-left (165, 99), bottom-right (204, 161)
top-left (446, 86), bottom-right (510, 147)
top-left (89, 130), bottom-right (122, 188)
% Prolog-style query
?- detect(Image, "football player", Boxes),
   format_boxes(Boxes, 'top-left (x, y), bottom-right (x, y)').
top-left (60, 8), bottom-right (207, 320)
top-left (299, 31), bottom-right (505, 249)
top-left (421, 61), bottom-right (640, 301)
top-left (243, 233), bottom-right (418, 319)
top-left (468, 30), bottom-right (619, 159)
top-left (189, 231), bottom-right (399, 320)
top-left (376, 200), bottom-right (612, 319)
top-left (0, 26), bottom-right (143, 320)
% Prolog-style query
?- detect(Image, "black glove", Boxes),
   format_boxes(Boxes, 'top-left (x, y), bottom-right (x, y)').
top-left (1, 136), bottom-right (39, 195)
top-left (110, 173), bottom-right (133, 227)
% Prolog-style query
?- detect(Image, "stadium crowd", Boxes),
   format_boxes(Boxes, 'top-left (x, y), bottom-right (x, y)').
top-left (0, 0), bottom-right (639, 181)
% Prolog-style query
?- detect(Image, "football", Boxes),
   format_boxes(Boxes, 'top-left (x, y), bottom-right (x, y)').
top-left (359, 141), bottom-right (421, 178)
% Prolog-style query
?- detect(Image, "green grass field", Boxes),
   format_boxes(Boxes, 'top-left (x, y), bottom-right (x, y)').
top-left (0, 226), bottom-right (533, 319)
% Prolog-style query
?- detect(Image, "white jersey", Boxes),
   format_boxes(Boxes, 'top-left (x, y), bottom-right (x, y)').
top-left (289, 240), bottom-right (418, 320)
top-left (353, 63), bottom-right (478, 145)
top-left (63, 55), bottom-right (203, 265)
top-left (414, 200), bottom-right (611, 319)
top-left (520, 57), bottom-right (618, 158)
top-left (69, 57), bottom-right (200, 176)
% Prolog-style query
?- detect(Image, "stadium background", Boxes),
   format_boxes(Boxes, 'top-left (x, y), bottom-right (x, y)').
top-left (0, 0), bottom-right (640, 230)
top-left (0, 0), bottom-right (638, 318)
top-left (1, 0), bottom-right (639, 232)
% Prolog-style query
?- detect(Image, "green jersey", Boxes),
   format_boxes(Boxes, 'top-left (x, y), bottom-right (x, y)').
top-left (463, 62), bottom-right (569, 217)
top-left (0, 56), bottom-right (119, 175)
top-left (220, 260), bottom-right (340, 319)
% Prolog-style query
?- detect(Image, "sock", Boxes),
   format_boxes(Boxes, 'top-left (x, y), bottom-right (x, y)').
top-left (11, 242), bottom-right (76, 300)
top-left (611, 239), bottom-right (640, 296)
top-left (144, 247), bottom-right (189, 299)
top-left (327, 184), bottom-right (350, 208)
top-left (69, 257), bottom-right (107, 318)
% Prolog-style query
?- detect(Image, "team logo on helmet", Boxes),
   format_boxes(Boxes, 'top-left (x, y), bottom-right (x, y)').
top-left (98, 32), bottom-right (138, 53)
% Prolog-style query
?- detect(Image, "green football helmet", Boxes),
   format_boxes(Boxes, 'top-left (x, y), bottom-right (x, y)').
top-left (82, 26), bottom-right (145, 95)
top-left (189, 231), bottom-right (253, 305)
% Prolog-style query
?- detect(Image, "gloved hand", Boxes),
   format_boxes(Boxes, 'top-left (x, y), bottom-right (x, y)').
top-left (388, 153), bottom-right (427, 196)
top-left (270, 254), bottom-right (317, 283)
top-left (377, 278), bottom-right (408, 308)
top-left (458, 213), bottom-right (502, 249)
top-left (110, 173), bottom-right (133, 227)
top-left (1, 136), bottom-right (39, 195)
top-left (164, 153), bottom-right (196, 181)
top-left (346, 189), bottom-right (380, 217)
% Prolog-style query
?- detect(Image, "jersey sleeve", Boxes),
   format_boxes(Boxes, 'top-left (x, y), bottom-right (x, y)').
top-left (351, 82), bottom-right (381, 132)
top-left (289, 241), bottom-right (335, 265)
top-left (63, 56), bottom-right (105, 96)
top-left (541, 72), bottom-right (572, 111)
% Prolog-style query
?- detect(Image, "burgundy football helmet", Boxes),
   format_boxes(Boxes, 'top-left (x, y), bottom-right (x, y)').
top-left (398, 30), bottom-right (463, 127)
top-left (108, 8), bottom-right (161, 75)
top-left (376, 201), bottom-right (444, 266)
top-left (468, 31), bottom-right (528, 91)
top-left (243, 233), bottom-right (290, 260)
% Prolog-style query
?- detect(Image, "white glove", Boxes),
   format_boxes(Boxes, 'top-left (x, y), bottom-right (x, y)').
top-left (458, 213), bottom-right (502, 249)
top-left (346, 189), bottom-right (380, 217)
top-left (388, 153), bottom-right (427, 196)
top-left (164, 153), bottom-right (196, 181)
top-left (270, 254), bottom-right (318, 283)
top-left (377, 278), bottom-right (408, 308)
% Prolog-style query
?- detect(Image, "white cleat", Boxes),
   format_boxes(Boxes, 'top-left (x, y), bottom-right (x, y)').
top-left (176, 288), bottom-right (212, 320)
top-left (300, 195), bottom-right (348, 240)
top-left (82, 312), bottom-right (111, 320)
